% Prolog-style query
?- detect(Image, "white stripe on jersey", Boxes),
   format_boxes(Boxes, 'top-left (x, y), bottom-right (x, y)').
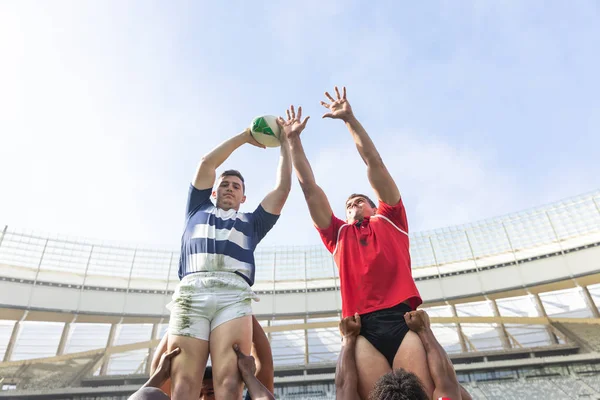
top-left (187, 253), bottom-right (253, 276)
top-left (206, 205), bottom-right (249, 222)
top-left (190, 224), bottom-right (251, 250)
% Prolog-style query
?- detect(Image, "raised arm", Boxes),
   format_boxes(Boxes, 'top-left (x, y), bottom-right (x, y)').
top-left (335, 314), bottom-right (361, 400)
top-left (405, 310), bottom-right (463, 400)
top-left (258, 110), bottom-right (294, 215)
top-left (282, 106), bottom-right (335, 229)
top-left (321, 86), bottom-right (401, 205)
top-left (193, 129), bottom-right (265, 190)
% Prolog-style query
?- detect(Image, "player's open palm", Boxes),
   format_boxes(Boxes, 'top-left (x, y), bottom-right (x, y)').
top-left (321, 86), bottom-right (354, 121)
top-left (277, 105), bottom-right (310, 140)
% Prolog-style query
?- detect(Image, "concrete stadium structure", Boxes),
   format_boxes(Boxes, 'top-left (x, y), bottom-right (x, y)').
top-left (0, 190), bottom-right (600, 399)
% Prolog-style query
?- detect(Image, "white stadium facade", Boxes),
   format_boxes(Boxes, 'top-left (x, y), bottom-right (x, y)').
top-left (1, 190), bottom-right (600, 400)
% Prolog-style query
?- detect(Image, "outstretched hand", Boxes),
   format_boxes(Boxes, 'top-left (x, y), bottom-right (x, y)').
top-left (233, 343), bottom-right (257, 378)
top-left (404, 310), bottom-right (431, 333)
top-left (277, 105), bottom-right (310, 140)
top-left (339, 313), bottom-right (361, 338)
top-left (321, 86), bottom-right (354, 121)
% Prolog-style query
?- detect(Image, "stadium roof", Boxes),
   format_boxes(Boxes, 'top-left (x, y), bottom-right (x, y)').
top-left (0, 190), bottom-right (599, 381)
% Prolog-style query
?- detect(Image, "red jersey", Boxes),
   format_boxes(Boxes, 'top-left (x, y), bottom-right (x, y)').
top-left (316, 198), bottom-right (422, 318)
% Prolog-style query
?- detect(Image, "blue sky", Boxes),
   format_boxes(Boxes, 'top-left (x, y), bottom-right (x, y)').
top-left (1, 1), bottom-right (599, 248)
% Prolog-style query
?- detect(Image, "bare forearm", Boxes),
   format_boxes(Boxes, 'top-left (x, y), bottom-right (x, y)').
top-left (200, 131), bottom-right (248, 168)
top-left (141, 373), bottom-right (164, 389)
top-left (345, 116), bottom-right (382, 166)
top-left (194, 131), bottom-right (249, 189)
top-left (346, 116), bottom-right (400, 204)
top-left (252, 317), bottom-right (275, 393)
top-left (274, 141), bottom-right (292, 193)
top-left (418, 328), bottom-right (460, 394)
top-left (242, 372), bottom-right (275, 400)
top-left (259, 143), bottom-right (292, 214)
top-left (335, 337), bottom-right (360, 400)
top-left (287, 137), bottom-right (333, 228)
top-left (288, 137), bottom-right (319, 192)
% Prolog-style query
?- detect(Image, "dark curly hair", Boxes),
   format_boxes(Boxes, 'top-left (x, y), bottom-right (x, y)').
top-left (369, 369), bottom-right (428, 400)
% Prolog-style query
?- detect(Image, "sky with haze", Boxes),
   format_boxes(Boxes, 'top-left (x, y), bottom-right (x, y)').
top-left (1, 1), bottom-right (599, 249)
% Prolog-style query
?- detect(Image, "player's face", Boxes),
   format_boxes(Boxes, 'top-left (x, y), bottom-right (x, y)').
top-left (199, 379), bottom-right (215, 400)
top-left (346, 196), bottom-right (375, 224)
top-left (215, 176), bottom-right (246, 211)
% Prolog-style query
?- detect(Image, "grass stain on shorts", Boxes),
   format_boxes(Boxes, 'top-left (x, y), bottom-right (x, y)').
top-left (174, 285), bottom-right (194, 333)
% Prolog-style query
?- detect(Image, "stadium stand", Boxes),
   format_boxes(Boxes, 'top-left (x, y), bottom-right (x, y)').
top-left (556, 323), bottom-right (600, 352)
top-left (0, 190), bottom-right (599, 399)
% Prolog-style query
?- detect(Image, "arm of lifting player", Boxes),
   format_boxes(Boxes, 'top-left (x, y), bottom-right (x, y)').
top-left (234, 344), bottom-right (276, 400)
top-left (193, 129), bottom-right (265, 190)
top-left (287, 135), bottom-right (335, 229)
top-left (251, 315), bottom-right (275, 394)
top-left (129, 347), bottom-right (180, 400)
top-left (335, 314), bottom-right (361, 400)
top-left (405, 310), bottom-right (462, 400)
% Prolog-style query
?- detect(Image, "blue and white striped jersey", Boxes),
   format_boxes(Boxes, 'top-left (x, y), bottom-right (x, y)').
top-left (177, 185), bottom-right (279, 286)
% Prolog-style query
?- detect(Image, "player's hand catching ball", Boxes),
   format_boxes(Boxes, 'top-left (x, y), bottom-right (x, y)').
top-left (321, 86), bottom-right (354, 122)
top-left (404, 310), bottom-right (431, 333)
top-left (243, 127), bottom-right (267, 149)
top-left (277, 105), bottom-right (310, 140)
top-left (339, 313), bottom-right (361, 339)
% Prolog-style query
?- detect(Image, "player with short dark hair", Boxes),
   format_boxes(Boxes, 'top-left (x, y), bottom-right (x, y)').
top-left (346, 193), bottom-right (376, 209)
top-left (286, 87), bottom-right (433, 398)
top-left (167, 105), bottom-right (307, 400)
top-left (219, 170), bottom-right (246, 191)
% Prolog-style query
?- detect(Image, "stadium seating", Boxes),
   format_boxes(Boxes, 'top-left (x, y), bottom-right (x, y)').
top-left (0, 354), bottom-right (101, 391)
top-left (581, 374), bottom-right (600, 393)
top-left (550, 375), bottom-right (598, 398)
top-left (558, 323), bottom-right (600, 352)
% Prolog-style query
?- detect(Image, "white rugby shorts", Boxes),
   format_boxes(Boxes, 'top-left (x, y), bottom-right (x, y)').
top-left (167, 271), bottom-right (259, 341)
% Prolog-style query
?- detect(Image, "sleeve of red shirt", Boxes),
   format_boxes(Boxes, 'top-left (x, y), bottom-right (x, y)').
top-left (315, 214), bottom-right (347, 254)
top-left (377, 197), bottom-right (409, 233)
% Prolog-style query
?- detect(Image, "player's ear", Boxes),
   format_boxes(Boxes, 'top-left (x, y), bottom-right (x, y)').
top-left (212, 191), bottom-right (217, 199)
top-left (241, 195), bottom-right (246, 204)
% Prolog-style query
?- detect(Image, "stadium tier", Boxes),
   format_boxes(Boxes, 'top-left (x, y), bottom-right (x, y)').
top-left (0, 190), bottom-right (600, 399)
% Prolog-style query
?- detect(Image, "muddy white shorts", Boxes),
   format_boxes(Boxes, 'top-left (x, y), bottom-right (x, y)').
top-left (167, 271), bottom-right (259, 341)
